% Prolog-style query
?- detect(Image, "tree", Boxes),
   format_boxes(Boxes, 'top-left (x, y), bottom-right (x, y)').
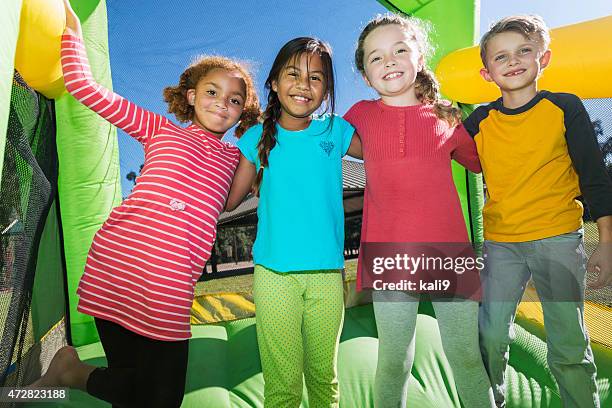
top-left (593, 119), bottom-right (603, 138)
top-left (592, 119), bottom-right (611, 159)
top-left (126, 171), bottom-right (137, 186)
top-left (592, 119), bottom-right (612, 182)
top-left (125, 164), bottom-right (144, 194)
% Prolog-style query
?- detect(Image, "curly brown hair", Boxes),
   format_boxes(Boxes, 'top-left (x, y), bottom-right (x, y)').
top-left (355, 13), bottom-right (461, 127)
top-left (163, 55), bottom-right (260, 137)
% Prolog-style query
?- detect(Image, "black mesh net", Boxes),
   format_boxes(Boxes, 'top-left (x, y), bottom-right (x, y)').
top-left (0, 72), bottom-right (58, 386)
top-left (584, 98), bottom-right (612, 310)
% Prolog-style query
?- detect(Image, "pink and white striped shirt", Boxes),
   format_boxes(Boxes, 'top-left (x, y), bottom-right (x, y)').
top-left (61, 34), bottom-right (240, 341)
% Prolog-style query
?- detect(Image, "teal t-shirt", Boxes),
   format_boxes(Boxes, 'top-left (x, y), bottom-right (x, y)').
top-left (236, 114), bottom-right (354, 272)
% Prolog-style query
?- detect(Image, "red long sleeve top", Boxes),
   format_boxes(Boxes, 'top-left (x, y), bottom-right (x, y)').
top-left (344, 100), bottom-right (481, 289)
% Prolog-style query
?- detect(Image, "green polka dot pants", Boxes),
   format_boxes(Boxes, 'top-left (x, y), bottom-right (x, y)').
top-left (253, 264), bottom-right (345, 408)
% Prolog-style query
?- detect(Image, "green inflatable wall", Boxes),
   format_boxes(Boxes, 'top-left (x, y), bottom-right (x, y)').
top-left (56, 0), bottom-right (122, 347)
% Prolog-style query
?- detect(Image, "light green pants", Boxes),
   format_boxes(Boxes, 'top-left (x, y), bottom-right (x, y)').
top-left (480, 230), bottom-right (599, 408)
top-left (253, 264), bottom-right (345, 408)
top-left (373, 291), bottom-right (495, 408)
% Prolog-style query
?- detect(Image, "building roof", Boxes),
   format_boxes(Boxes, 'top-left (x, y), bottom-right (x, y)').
top-left (341, 159), bottom-right (366, 190)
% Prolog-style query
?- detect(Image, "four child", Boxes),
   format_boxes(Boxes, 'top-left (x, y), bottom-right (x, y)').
top-left (33, 4), bottom-right (612, 407)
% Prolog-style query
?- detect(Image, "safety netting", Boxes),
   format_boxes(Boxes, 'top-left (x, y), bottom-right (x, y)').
top-left (0, 72), bottom-right (60, 388)
top-left (583, 98), bottom-right (612, 307)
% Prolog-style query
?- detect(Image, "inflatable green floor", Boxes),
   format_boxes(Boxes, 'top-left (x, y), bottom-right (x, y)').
top-left (25, 302), bottom-right (610, 407)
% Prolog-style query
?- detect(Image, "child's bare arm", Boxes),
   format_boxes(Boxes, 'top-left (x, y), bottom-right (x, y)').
top-left (588, 215), bottom-right (612, 289)
top-left (345, 132), bottom-right (362, 160)
top-left (225, 154), bottom-right (257, 212)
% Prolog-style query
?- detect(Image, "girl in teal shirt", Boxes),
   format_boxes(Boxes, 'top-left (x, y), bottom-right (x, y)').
top-left (226, 37), bottom-right (361, 407)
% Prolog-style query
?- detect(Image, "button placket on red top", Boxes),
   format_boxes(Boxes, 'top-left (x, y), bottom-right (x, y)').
top-left (399, 112), bottom-right (406, 156)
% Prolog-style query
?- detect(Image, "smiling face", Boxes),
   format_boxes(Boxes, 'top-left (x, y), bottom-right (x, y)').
top-left (361, 24), bottom-right (424, 106)
top-left (272, 52), bottom-right (327, 130)
top-left (187, 68), bottom-right (247, 138)
top-left (480, 31), bottom-right (550, 98)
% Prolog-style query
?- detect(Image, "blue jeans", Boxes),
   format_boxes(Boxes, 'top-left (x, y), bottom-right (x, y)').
top-left (479, 230), bottom-right (599, 408)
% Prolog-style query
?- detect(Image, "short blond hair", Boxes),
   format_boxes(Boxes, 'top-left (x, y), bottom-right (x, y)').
top-left (480, 15), bottom-right (550, 66)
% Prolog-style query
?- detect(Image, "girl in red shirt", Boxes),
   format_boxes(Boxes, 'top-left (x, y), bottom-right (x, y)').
top-left (344, 13), bottom-right (495, 408)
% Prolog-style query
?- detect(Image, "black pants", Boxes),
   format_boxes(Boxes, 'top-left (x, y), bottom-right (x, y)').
top-left (86, 318), bottom-right (189, 408)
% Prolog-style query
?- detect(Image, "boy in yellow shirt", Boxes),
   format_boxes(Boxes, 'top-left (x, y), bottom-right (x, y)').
top-left (464, 15), bottom-right (612, 408)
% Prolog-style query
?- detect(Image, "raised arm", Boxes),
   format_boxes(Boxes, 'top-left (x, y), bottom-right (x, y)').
top-left (225, 154), bottom-right (257, 212)
top-left (61, 0), bottom-right (164, 145)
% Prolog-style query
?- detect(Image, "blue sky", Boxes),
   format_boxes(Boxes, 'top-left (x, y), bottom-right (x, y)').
top-left (105, 1), bottom-right (612, 196)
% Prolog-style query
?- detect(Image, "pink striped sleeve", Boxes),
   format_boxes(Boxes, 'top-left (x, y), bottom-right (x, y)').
top-left (61, 34), bottom-right (165, 145)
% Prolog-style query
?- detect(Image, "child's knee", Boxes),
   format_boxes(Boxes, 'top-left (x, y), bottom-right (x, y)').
top-left (304, 359), bottom-right (335, 382)
top-left (479, 322), bottom-right (512, 352)
top-left (376, 352), bottom-right (412, 377)
top-left (445, 344), bottom-right (484, 370)
top-left (547, 338), bottom-right (592, 367)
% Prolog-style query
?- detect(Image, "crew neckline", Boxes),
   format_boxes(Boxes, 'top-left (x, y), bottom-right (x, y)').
top-left (375, 98), bottom-right (427, 111)
top-left (186, 124), bottom-right (227, 147)
top-left (276, 114), bottom-right (329, 134)
top-left (276, 120), bottom-right (315, 133)
top-left (495, 90), bottom-right (548, 115)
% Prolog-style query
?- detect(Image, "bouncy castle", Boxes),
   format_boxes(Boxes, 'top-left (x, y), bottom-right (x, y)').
top-left (1, 0), bottom-right (611, 406)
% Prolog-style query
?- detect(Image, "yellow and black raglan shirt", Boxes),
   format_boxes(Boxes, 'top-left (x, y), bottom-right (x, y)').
top-left (464, 91), bottom-right (612, 242)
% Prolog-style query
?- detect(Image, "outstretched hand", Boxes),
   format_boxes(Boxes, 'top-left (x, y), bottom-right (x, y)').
top-left (63, 0), bottom-right (82, 38)
top-left (588, 216), bottom-right (612, 289)
top-left (587, 243), bottom-right (612, 289)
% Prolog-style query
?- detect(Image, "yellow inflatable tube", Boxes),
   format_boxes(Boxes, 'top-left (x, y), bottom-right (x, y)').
top-left (14, 0), bottom-right (66, 99)
top-left (435, 16), bottom-right (612, 104)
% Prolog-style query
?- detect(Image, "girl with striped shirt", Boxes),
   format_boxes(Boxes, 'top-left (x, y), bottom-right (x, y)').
top-left (32, 1), bottom-right (260, 406)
